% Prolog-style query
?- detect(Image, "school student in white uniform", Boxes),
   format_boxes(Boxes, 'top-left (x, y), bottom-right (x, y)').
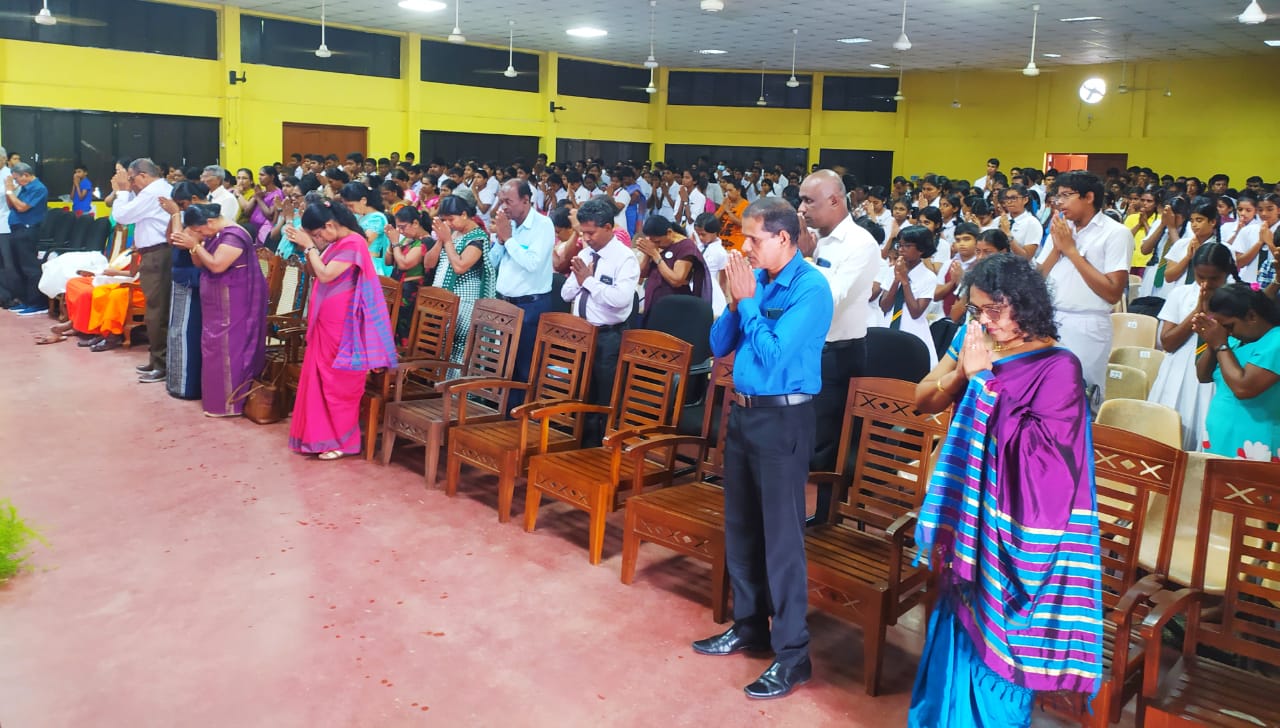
top-left (878, 224), bottom-right (939, 367)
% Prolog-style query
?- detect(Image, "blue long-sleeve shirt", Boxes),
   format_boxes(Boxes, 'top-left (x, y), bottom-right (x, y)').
top-left (710, 250), bottom-right (832, 396)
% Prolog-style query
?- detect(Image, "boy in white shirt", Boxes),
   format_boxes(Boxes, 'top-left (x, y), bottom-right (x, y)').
top-left (878, 224), bottom-right (939, 366)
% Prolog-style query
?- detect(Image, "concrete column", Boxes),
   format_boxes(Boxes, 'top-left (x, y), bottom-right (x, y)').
top-left (219, 5), bottom-right (243, 167)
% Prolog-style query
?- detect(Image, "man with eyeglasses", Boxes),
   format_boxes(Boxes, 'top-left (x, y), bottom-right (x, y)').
top-left (110, 158), bottom-right (174, 383)
top-left (1036, 171), bottom-right (1131, 405)
top-left (997, 184), bottom-right (1043, 260)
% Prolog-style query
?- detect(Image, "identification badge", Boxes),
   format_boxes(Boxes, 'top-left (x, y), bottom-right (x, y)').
top-left (764, 308), bottom-right (783, 320)
top-left (663, 250), bottom-right (674, 259)
top-left (600, 275), bottom-right (614, 285)
top-left (815, 257), bottom-right (832, 268)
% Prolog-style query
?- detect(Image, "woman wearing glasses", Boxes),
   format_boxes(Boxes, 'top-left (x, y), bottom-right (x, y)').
top-left (911, 253), bottom-right (1104, 728)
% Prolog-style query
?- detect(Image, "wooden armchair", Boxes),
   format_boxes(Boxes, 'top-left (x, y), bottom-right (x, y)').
top-left (121, 248), bottom-right (147, 349)
top-left (264, 257), bottom-right (312, 388)
top-left (620, 355), bottom-right (735, 622)
top-left (1139, 459), bottom-right (1280, 728)
top-left (1039, 424), bottom-right (1187, 726)
top-left (380, 298), bottom-right (522, 486)
top-left (805, 377), bottom-right (950, 696)
top-left (357, 275), bottom-right (404, 461)
top-left (523, 329), bottom-right (693, 565)
top-left (444, 313), bottom-right (597, 522)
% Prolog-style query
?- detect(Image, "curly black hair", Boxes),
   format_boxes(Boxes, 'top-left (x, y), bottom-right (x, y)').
top-left (962, 253), bottom-right (1060, 340)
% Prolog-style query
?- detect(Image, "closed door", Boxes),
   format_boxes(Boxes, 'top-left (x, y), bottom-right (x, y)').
top-left (283, 123), bottom-right (369, 162)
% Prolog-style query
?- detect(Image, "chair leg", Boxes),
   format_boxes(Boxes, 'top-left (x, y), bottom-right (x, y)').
top-left (363, 397), bottom-right (381, 462)
top-left (863, 614), bottom-right (888, 697)
top-left (523, 474), bottom-right (543, 533)
top-left (587, 489), bottom-right (608, 566)
top-left (444, 442), bottom-right (462, 497)
top-left (497, 466), bottom-right (517, 523)
top-left (423, 424), bottom-right (442, 489)
top-left (620, 505), bottom-right (640, 584)
top-left (380, 411), bottom-right (398, 466)
top-left (1088, 686), bottom-right (1113, 728)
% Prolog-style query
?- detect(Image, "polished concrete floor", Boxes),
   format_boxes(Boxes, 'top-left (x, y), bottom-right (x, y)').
top-left (0, 312), bottom-right (1092, 727)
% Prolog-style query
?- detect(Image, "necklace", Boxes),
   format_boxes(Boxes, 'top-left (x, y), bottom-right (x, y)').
top-left (991, 337), bottom-right (1028, 353)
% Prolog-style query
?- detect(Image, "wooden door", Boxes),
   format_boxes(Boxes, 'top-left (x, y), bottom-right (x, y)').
top-left (282, 123), bottom-right (369, 162)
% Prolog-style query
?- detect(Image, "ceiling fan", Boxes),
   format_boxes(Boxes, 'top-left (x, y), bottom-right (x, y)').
top-left (0, 4), bottom-right (104, 27)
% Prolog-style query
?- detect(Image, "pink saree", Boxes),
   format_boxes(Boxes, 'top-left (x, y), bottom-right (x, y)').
top-left (288, 233), bottom-right (397, 455)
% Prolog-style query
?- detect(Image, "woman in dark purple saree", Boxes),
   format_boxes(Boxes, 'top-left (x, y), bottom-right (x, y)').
top-left (172, 204), bottom-right (268, 417)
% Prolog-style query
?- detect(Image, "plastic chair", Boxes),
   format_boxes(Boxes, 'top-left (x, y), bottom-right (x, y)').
top-left (1096, 398), bottom-right (1182, 448)
top-left (1109, 346), bottom-right (1165, 387)
top-left (1104, 363), bottom-right (1150, 401)
top-left (1110, 312), bottom-right (1158, 350)
top-left (1137, 451), bottom-right (1229, 593)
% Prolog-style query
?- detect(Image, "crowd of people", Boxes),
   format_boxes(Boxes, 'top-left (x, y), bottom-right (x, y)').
top-left (4, 142), bottom-right (1280, 719)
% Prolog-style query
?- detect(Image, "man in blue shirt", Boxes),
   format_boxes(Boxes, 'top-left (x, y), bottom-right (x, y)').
top-left (694, 196), bottom-right (832, 700)
top-left (2, 163), bottom-right (50, 313)
top-left (491, 179), bottom-right (555, 408)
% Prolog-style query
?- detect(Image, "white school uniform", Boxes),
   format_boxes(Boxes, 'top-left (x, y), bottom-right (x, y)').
top-left (881, 263), bottom-right (939, 367)
top-left (1147, 285), bottom-right (1213, 451)
top-left (1226, 219), bottom-right (1262, 283)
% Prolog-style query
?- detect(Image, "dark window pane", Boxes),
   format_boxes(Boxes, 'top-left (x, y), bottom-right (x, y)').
top-left (555, 139), bottom-right (649, 165)
top-left (419, 130), bottom-right (540, 168)
top-left (664, 144), bottom-right (807, 172)
top-left (241, 15), bottom-right (399, 79)
top-left (77, 113), bottom-right (116, 188)
top-left (39, 111), bottom-right (77, 196)
top-left (0, 0), bottom-right (216, 59)
top-left (557, 59), bottom-right (650, 104)
top-left (151, 118), bottom-right (186, 171)
top-left (818, 149), bottom-right (896, 187)
top-left (821, 77), bottom-right (899, 112)
top-left (421, 39), bottom-right (539, 93)
top-left (667, 71), bottom-right (811, 109)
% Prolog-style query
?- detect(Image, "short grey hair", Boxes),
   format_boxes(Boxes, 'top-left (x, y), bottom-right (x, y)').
top-left (9, 162), bottom-right (34, 177)
top-left (0, 146), bottom-right (7, 160)
top-left (128, 158), bottom-right (161, 178)
top-left (203, 164), bottom-right (226, 179)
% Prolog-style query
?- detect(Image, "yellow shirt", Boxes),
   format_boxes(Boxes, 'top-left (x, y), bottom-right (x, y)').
top-left (1124, 213), bottom-right (1157, 268)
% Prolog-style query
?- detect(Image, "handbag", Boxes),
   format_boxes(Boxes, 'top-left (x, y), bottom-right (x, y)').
top-left (229, 364), bottom-right (287, 425)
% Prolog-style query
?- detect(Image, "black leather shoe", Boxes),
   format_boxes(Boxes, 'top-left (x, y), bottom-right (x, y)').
top-left (136, 363), bottom-right (153, 373)
top-left (90, 335), bottom-right (121, 352)
top-left (78, 336), bottom-right (104, 348)
top-left (691, 626), bottom-right (770, 656)
top-left (137, 369), bottom-right (166, 383)
top-left (744, 658), bottom-right (811, 700)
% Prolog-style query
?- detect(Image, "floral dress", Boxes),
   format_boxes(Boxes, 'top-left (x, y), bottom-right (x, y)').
top-left (431, 227), bottom-right (495, 362)
top-left (391, 237), bottom-right (428, 345)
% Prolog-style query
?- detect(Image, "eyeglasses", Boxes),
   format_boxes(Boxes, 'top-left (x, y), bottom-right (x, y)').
top-left (1051, 190), bottom-right (1079, 205)
top-left (965, 302), bottom-right (1008, 321)
top-left (1001, 195), bottom-right (1025, 202)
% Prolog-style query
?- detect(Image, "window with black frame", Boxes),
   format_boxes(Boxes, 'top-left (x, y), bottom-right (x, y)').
top-left (241, 15), bottom-right (399, 78)
top-left (556, 59), bottom-right (651, 104)
top-left (421, 39), bottom-right (539, 93)
top-left (821, 76), bottom-right (900, 113)
top-left (666, 71), bottom-right (811, 109)
top-left (0, 0), bottom-right (216, 59)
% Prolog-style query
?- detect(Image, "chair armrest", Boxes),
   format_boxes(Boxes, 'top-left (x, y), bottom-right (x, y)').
top-left (603, 425), bottom-right (677, 448)
top-left (807, 471), bottom-right (844, 486)
top-left (807, 471), bottom-right (846, 525)
top-left (436, 377), bottom-right (528, 396)
top-left (526, 400), bottom-right (610, 421)
top-left (622, 433), bottom-right (708, 458)
top-left (276, 326), bottom-right (307, 340)
top-left (688, 358), bottom-right (714, 377)
top-left (1106, 573), bottom-right (1168, 686)
top-left (1139, 587), bottom-right (1200, 702)
top-left (885, 510), bottom-right (918, 545)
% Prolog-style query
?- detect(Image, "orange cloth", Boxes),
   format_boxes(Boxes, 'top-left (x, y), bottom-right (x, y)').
top-left (65, 277), bottom-right (95, 333)
top-left (85, 284), bottom-right (145, 336)
top-left (717, 198), bottom-right (748, 251)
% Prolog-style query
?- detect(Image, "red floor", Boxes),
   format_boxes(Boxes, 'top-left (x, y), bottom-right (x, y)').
top-left (0, 313), bottom-right (1090, 727)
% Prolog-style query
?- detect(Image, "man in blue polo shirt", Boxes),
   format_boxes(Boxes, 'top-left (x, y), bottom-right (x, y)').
top-left (693, 196), bottom-right (832, 700)
top-left (2, 163), bottom-right (49, 314)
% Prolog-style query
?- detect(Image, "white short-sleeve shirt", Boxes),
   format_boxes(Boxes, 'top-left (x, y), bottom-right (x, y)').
top-left (1041, 211), bottom-right (1132, 314)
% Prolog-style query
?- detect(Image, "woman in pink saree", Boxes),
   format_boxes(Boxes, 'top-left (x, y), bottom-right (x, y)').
top-left (284, 198), bottom-right (397, 460)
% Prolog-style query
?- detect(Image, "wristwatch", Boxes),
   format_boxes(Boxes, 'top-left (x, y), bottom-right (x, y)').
top-left (1216, 343), bottom-right (1231, 352)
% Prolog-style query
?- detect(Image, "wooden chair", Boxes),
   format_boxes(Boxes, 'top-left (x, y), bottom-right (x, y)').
top-left (263, 257), bottom-right (312, 386)
top-left (121, 250), bottom-right (148, 349)
top-left (1039, 424), bottom-right (1187, 726)
top-left (1109, 345), bottom-right (1165, 385)
top-left (380, 298), bottom-right (523, 486)
top-left (620, 355), bottom-right (736, 623)
top-left (1096, 399), bottom-right (1183, 449)
top-left (1138, 452), bottom-right (1234, 593)
top-left (358, 275), bottom-right (405, 461)
top-left (523, 329), bottom-right (694, 565)
top-left (444, 313), bottom-right (597, 522)
top-left (1111, 312), bottom-right (1159, 350)
top-left (1139, 459), bottom-right (1280, 728)
top-left (256, 247), bottom-right (279, 289)
top-left (1105, 363), bottom-right (1151, 401)
top-left (805, 377), bottom-right (951, 696)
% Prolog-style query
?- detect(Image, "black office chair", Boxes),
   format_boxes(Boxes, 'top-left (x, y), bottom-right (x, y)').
top-left (549, 273), bottom-right (572, 314)
top-left (643, 294), bottom-right (713, 370)
top-left (37, 209), bottom-right (75, 255)
top-left (930, 318), bottom-right (960, 362)
top-left (63, 214), bottom-right (95, 252)
top-left (86, 217), bottom-right (114, 254)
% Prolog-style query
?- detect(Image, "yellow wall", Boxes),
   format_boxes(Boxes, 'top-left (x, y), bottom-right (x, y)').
top-left (0, 1), bottom-right (1274, 183)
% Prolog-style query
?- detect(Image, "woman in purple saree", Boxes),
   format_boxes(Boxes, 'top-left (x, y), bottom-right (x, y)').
top-left (911, 254), bottom-right (1104, 728)
top-left (284, 199), bottom-right (397, 460)
top-left (172, 204), bottom-right (268, 418)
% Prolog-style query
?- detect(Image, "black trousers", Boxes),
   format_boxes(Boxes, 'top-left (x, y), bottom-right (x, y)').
top-left (0, 232), bottom-right (14, 303)
top-left (810, 337), bottom-right (866, 471)
top-left (583, 325), bottom-right (623, 447)
top-left (0, 226), bottom-right (42, 305)
top-left (722, 400), bottom-right (815, 668)
top-left (138, 245), bottom-right (173, 372)
top-left (503, 293), bottom-right (554, 410)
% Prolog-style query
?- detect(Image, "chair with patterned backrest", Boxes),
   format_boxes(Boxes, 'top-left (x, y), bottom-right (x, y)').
top-left (357, 275), bottom-right (406, 461)
top-left (805, 377), bottom-right (951, 696)
top-left (263, 256), bottom-right (312, 384)
top-left (380, 298), bottom-right (522, 486)
top-left (1039, 424), bottom-right (1187, 726)
top-left (620, 354), bottom-right (735, 623)
top-left (523, 329), bottom-right (693, 565)
top-left (443, 313), bottom-right (597, 523)
top-left (120, 249), bottom-right (148, 348)
top-left (1139, 459), bottom-right (1280, 728)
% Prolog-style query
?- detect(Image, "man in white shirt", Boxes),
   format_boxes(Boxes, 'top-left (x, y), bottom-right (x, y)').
top-left (491, 179), bottom-right (556, 407)
top-left (998, 185), bottom-right (1044, 259)
top-left (111, 158), bottom-right (174, 382)
top-left (1037, 171), bottom-right (1131, 403)
top-left (200, 165), bottom-right (238, 223)
top-left (796, 170), bottom-right (881, 476)
top-left (0, 146), bottom-right (11, 305)
top-left (561, 196), bottom-right (639, 445)
top-left (973, 157), bottom-right (1000, 192)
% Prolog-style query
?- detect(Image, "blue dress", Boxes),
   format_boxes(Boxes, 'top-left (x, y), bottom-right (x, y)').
top-left (1204, 326), bottom-right (1280, 461)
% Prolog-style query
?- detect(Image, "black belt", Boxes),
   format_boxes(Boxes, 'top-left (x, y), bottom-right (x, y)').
top-left (823, 338), bottom-right (861, 351)
top-left (138, 243), bottom-right (173, 254)
top-left (732, 393), bottom-right (813, 408)
top-left (9, 223), bottom-right (33, 229)
top-left (499, 292), bottom-right (549, 305)
top-left (597, 322), bottom-right (627, 332)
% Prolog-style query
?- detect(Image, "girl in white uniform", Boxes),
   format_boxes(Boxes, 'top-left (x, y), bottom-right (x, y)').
top-left (879, 224), bottom-right (939, 366)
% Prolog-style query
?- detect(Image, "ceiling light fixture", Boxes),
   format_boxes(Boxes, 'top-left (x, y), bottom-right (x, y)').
top-left (1059, 16), bottom-right (1103, 22)
top-left (1266, 39), bottom-right (1280, 46)
top-left (869, 63), bottom-right (891, 69)
top-left (398, 0), bottom-right (446, 11)
top-left (699, 49), bottom-right (727, 54)
top-left (893, 65), bottom-right (905, 102)
top-left (315, 0), bottom-right (332, 57)
top-left (837, 37), bottom-right (872, 44)
top-left (447, 1), bottom-right (465, 43)
top-left (1239, 0), bottom-right (1267, 24)
top-left (893, 0), bottom-right (911, 50)
top-left (644, 1), bottom-right (659, 68)
top-left (34, 0), bottom-right (55, 25)
top-left (1079, 77), bottom-right (1106, 104)
top-left (700, 0), bottom-right (724, 11)
top-left (786, 28), bottom-right (800, 87)
top-left (566, 27), bottom-right (607, 38)
top-left (646, 67), bottom-right (657, 94)
top-left (757, 61), bottom-right (767, 106)
top-left (1022, 4), bottom-right (1041, 76)
top-left (504, 20), bottom-right (518, 77)
top-left (1043, 52), bottom-right (1061, 58)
